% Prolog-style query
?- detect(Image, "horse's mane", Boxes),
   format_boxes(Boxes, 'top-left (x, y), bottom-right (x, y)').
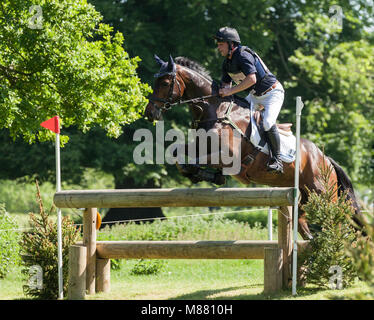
top-left (174, 56), bottom-right (249, 108)
top-left (175, 56), bottom-right (212, 82)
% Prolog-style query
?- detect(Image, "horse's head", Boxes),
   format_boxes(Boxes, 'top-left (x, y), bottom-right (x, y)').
top-left (144, 55), bottom-right (184, 122)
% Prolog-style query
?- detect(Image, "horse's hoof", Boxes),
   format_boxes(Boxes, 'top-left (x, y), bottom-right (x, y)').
top-left (266, 167), bottom-right (283, 174)
top-left (214, 174), bottom-right (226, 185)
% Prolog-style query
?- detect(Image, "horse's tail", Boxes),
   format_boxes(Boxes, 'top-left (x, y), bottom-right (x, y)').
top-left (328, 157), bottom-right (363, 228)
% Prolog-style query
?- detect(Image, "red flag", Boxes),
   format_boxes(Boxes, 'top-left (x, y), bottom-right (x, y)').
top-left (40, 116), bottom-right (60, 134)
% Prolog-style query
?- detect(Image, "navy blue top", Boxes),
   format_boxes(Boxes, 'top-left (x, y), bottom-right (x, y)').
top-left (221, 45), bottom-right (277, 95)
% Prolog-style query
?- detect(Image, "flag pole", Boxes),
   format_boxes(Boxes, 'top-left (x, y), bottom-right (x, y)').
top-left (292, 97), bottom-right (304, 296)
top-left (40, 116), bottom-right (63, 299)
top-left (56, 130), bottom-right (63, 299)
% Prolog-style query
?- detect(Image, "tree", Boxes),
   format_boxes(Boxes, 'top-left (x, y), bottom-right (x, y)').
top-left (0, 0), bottom-right (151, 144)
top-left (288, 10), bottom-right (374, 184)
top-left (0, 0), bottom-right (165, 223)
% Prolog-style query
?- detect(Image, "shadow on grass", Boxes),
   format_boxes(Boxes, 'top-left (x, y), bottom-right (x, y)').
top-left (169, 285), bottom-right (262, 300)
top-left (168, 284), bottom-right (330, 300)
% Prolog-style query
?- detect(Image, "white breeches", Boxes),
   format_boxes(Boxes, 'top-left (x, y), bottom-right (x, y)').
top-left (245, 82), bottom-right (285, 131)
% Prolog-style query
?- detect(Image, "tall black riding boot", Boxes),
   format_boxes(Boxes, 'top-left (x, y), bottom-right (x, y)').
top-left (264, 125), bottom-right (284, 174)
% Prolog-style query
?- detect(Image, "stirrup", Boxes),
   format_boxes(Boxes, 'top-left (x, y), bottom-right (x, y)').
top-left (266, 159), bottom-right (283, 174)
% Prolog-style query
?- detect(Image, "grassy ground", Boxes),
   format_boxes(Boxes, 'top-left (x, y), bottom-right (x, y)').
top-left (0, 265), bottom-right (25, 300)
top-left (1, 260), bottom-right (370, 300)
top-left (87, 260), bottom-right (371, 300)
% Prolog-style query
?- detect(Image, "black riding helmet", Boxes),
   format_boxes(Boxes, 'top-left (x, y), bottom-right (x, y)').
top-left (213, 27), bottom-right (241, 44)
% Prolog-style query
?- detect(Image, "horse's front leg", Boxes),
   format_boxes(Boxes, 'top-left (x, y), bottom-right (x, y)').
top-left (172, 142), bottom-right (226, 185)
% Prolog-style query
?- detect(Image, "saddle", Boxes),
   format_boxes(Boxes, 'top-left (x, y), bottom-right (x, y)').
top-left (238, 103), bottom-right (296, 179)
top-left (213, 83), bottom-right (293, 138)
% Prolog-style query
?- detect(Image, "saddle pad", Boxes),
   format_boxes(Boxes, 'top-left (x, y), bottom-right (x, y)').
top-left (250, 106), bottom-right (296, 163)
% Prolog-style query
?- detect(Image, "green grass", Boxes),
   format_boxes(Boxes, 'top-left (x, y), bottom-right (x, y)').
top-left (88, 259), bottom-right (265, 300)
top-left (89, 258), bottom-right (371, 300)
top-left (0, 265), bottom-right (26, 300)
top-left (84, 259), bottom-right (372, 300)
top-left (1, 259), bottom-right (371, 300)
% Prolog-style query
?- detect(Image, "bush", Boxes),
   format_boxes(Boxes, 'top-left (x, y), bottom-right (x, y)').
top-left (19, 181), bottom-right (80, 299)
top-left (129, 259), bottom-right (166, 275)
top-left (348, 211), bottom-right (374, 298)
top-left (0, 203), bottom-right (21, 278)
top-left (300, 163), bottom-right (358, 289)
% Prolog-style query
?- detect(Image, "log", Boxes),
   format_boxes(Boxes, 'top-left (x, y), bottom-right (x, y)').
top-left (96, 258), bottom-right (110, 293)
top-left (96, 240), bottom-right (279, 260)
top-left (68, 245), bottom-right (86, 300)
top-left (83, 208), bottom-right (97, 295)
top-left (278, 206), bottom-right (293, 289)
top-left (264, 247), bottom-right (283, 294)
top-left (54, 187), bottom-right (294, 209)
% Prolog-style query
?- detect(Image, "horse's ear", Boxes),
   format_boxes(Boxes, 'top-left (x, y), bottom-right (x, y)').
top-left (154, 54), bottom-right (165, 66)
top-left (167, 55), bottom-right (176, 73)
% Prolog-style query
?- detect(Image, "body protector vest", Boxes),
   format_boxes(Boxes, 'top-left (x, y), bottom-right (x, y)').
top-left (223, 45), bottom-right (277, 95)
top-left (241, 46), bottom-right (270, 82)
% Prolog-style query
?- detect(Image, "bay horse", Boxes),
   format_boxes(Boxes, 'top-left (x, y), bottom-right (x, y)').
top-left (144, 55), bottom-right (361, 240)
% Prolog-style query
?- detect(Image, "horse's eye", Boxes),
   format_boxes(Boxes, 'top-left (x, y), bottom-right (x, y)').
top-left (161, 81), bottom-right (169, 87)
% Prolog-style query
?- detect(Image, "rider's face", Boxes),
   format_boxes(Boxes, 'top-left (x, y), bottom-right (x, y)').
top-left (217, 42), bottom-right (229, 57)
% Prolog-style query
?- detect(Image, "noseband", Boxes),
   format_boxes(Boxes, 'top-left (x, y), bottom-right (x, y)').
top-left (148, 72), bottom-right (182, 112)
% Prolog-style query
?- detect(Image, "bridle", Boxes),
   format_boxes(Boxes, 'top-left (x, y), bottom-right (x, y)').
top-left (148, 71), bottom-right (217, 112)
top-left (148, 72), bottom-right (182, 112)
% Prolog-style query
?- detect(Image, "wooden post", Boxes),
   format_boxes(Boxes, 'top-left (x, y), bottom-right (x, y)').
top-left (83, 207), bottom-right (97, 295)
top-left (96, 258), bottom-right (111, 293)
top-left (296, 240), bottom-right (311, 288)
top-left (278, 206), bottom-right (292, 289)
top-left (264, 247), bottom-right (283, 294)
top-left (68, 245), bottom-right (87, 300)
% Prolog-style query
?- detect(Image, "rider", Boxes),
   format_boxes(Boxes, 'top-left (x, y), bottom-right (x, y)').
top-left (214, 26), bottom-right (285, 174)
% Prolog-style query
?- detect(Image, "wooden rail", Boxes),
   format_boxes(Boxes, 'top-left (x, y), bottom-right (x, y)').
top-left (95, 240), bottom-right (309, 260)
top-left (96, 240), bottom-right (277, 260)
top-left (54, 187), bottom-right (294, 208)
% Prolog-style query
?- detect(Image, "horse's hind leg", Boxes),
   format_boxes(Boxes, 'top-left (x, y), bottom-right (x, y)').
top-left (296, 188), bottom-right (314, 240)
top-left (297, 207), bottom-right (314, 240)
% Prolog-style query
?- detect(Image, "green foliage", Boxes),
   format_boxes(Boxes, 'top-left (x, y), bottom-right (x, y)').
top-left (225, 208), bottom-right (277, 228)
top-left (0, 0), bottom-right (151, 143)
top-left (98, 214), bottom-right (267, 242)
top-left (0, 179), bottom-right (55, 213)
top-left (19, 181), bottom-right (80, 299)
top-left (0, 203), bottom-right (21, 278)
top-left (300, 162), bottom-right (357, 289)
top-left (289, 10), bottom-right (374, 185)
top-left (129, 259), bottom-right (166, 276)
top-left (0, 168), bottom-right (113, 214)
top-left (348, 212), bottom-right (374, 299)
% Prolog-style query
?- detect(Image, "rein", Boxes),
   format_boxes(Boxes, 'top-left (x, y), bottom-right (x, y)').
top-left (150, 92), bottom-right (218, 111)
